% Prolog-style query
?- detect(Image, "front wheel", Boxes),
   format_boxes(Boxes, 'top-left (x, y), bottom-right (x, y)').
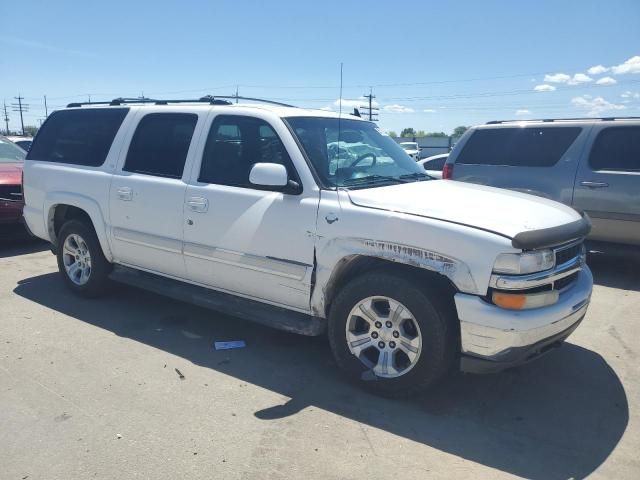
top-left (328, 272), bottom-right (455, 396)
top-left (57, 219), bottom-right (112, 297)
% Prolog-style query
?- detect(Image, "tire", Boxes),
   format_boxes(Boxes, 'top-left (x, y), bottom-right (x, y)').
top-left (56, 219), bottom-right (112, 297)
top-left (328, 272), bottom-right (456, 397)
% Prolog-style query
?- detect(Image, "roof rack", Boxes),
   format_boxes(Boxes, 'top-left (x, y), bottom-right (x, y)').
top-left (486, 116), bottom-right (640, 124)
top-left (67, 95), bottom-right (296, 108)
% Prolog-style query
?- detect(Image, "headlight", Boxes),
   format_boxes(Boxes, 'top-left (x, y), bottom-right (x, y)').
top-left (493, 250), bottom-right (554, 275)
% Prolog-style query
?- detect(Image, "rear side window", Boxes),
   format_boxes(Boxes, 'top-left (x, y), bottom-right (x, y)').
top-left (27, 108), bottom-right (128, 166)
top-left (424, 156), bottom-right (447, 170)
top-left (456, 127), bottom-right (581, 167)
top-left (590, 126), bottom-right (640, 172)
top-left (124, 113), bottom-right (197, 179)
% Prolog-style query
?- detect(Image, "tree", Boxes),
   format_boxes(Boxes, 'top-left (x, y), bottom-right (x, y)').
top-left (400, 127), bottom-right (416, 138)
top-left (387, 130), bottom-right (398, 138)
top-left (452, 125), bottom-right (469, 138)
top-left (424, 131), bottom-right (447, 137)
top-left (23, 126), bottom-right (39, 137)
top-left (416, 130), bottom-right (426, 137)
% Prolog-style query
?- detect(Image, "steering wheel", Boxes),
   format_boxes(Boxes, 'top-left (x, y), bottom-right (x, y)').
top-left (349, 152), bottom-right (377, 168)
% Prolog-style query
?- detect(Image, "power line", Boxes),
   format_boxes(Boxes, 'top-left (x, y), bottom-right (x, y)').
top-left (2, 102), bottom-right (9, 135)
top-left (360, 87), bottom-right (379, 121)
top-left (11, 95), bottom-right (28, 135)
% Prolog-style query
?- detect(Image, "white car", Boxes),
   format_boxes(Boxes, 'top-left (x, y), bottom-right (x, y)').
top-left (6, 135), bottom-right (33, 152)
top-left (22, 97), bottom-right (593, 396)
top-left (400, 141), bottom-right (421, 160)
top-left (418, 153), bottom-right (448, 179)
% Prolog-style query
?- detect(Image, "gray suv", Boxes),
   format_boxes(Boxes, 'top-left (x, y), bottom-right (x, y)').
top-left (445, 118), bottom-right (640, 246)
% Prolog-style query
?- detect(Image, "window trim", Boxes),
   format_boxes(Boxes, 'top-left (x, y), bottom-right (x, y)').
top-left (588, 125), bottom-right (640, 173)
top-left (196, 114), bottom-right (303, 194)
top-left (123, 112), bottom-right (198, 180)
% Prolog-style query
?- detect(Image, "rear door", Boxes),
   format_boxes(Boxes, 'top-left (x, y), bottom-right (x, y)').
top-left (108, 109), bottom-right (205, 277)
top-left (450, 125), bottom-right (589, 205)
top-left (573, 124), bottom-right (640, 245)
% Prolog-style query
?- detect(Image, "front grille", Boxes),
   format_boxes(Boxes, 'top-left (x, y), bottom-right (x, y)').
top-left (554, 271), bottom-right (579, 290)
top-left (0, 185), bottom-right (22, 201)
top-left (555, 242), bottom-right (582, 266)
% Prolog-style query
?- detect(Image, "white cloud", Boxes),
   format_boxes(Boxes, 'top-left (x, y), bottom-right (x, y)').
top-left (542, 72), bottom-right (592, 85)
top-left (382, 104), bottom-right (414, 113)
top-left (611, 55), bottom-right (640, 75)
top-left (595, 76), bottom-right (617, 85)
top-left (423, 108), bottom-right (436, 113)
top-left (621, 91), bottom-right (640, 99)
top-left (544, 73), bottom-right (571, 83)
top-left (319, 106), bottom-right (333, 111)
top-left (588, 65), bottom-right (609, 75)
top-left (571, 95), bottom-right (626, 115)
top-left (515, 109), bottom-right (532, 116)
top-left (534, 84), bottom-right (556, 92)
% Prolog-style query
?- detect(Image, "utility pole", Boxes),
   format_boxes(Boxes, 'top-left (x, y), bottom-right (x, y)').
top-left (44, 95), bottom-right (48, 117)
top-left (360, 87), bottom-right (378, 122)
top-left (235, 86), bottom-right (239, 104)
top-left (11, 95), bottom-right (28, 136)
top-left (3, 102), bottom-right (9, 135)
top-left (88, 94), bottom-right (91, 103)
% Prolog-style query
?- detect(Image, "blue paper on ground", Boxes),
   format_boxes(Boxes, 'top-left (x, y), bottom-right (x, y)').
top-left (214, 340), bottom-right (246, 350)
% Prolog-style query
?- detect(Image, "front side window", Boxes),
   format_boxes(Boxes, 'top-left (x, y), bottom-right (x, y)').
top-left (199, 115), bottom-right (295, 188)
top-left (0, 138), bottom-right (26, 163)
top-left (286, 117), bottom-right (425, 188)
top-left (27, 108), bottom-right (129, 166)
top-left (590, 126), bottom-right (640, 172)
top-left (456, 127), bottom-right (582, 167)
top-left (124, 113), bottom-right (197, 179)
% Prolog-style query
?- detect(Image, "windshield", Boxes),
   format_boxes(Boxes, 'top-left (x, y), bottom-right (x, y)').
top-left (401, 143), bottom-right (418, 150)
top-left (0, 138), bottom-right (26, 163)
top-left (286, 117), bottom-right (426, 188)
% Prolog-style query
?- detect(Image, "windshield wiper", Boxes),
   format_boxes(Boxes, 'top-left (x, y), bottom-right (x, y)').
top-left (398, 172), bottom-right (433, 181)
top-left (342, 175), bottom-right (408, 187)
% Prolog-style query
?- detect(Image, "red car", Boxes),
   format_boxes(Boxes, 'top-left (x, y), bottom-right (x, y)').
top-left (0, 136), bottom-right (26, 228)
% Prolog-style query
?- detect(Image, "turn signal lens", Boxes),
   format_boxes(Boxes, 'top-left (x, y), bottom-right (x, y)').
top-left (492, 290), bottom-right (559, 310)
top-left (442, 163), bottom-right (453, 179)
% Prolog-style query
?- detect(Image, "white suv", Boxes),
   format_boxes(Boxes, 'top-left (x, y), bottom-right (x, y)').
top-left (23, 97), bottom-right (593, 395)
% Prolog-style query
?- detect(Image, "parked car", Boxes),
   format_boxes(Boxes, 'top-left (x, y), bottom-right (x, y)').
top-left (6, 136), bottom-right (33, 152)
top-left (400, 141), bottom-right (421, 160)
top-left (418, 153), bottom-right (448, 179)
top-left (445, 118), bottom-right (640, 246)
top-left (23, 98), bottom-right (592, 396)
top-left (0, 136), bottom-right (26, 227)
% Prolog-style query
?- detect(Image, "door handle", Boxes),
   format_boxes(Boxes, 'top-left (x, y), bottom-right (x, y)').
top-left (187, 196), bottom-right (209, 213)
top-left (580, 181), bottom-right (609, 189)
top-left (117, 187), bottom-right (133, 201)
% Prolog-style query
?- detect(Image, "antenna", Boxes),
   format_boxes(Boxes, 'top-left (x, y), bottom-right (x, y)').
top-left (338, 62), bottom-right (343, 162)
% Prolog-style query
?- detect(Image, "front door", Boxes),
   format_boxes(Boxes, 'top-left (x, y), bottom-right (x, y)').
top-left (183, 114), bottom-right (319, 311)
top-left (573, 124), bottom-right (640, 246)
top-left (109, 110), bottom-right (203, 277)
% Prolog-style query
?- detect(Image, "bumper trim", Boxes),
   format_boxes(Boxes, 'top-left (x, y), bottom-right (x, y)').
top-left (460, 315), bottom-right (584, 374)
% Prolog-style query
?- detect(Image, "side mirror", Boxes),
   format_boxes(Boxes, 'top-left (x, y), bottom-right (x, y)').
top-left (249, 163), bottom-right (288, 188)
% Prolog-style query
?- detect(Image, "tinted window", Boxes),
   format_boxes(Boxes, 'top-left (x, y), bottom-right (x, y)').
top-left (27, 108), bottom-right (128, 166)
top-left (457, 127), bottom-right (581, 167)
top-left (424, 156), bottom-right (447, 170)
top-left (124, 113), bottom-right (197, 179)
top-left (590, 126), bottom-right (640, 172)
top-left (199, 115), bottom-right (295, 187)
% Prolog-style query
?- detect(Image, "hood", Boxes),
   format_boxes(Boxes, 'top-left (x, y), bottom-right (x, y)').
top-left (346, 180), bottom-right (582, 241)
top-left (0, 162), bottom-right (23, 185)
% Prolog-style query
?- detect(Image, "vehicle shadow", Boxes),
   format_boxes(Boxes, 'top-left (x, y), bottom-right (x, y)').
top-left (14, 272), bottom-right (628, 480)
top-left (588, 249), bottom-right (640, 292)
top-left (0, 230), bottom-right (48, 258)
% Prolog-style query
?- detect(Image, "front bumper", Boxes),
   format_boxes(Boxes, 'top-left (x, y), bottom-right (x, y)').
top-left (456, 266), bottom-right (593, 373)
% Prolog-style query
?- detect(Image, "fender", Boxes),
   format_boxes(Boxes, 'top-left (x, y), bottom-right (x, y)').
top-left (45, 191), bottom-right (114, 262)
top-left (310, 236), bottom-right (478, 318)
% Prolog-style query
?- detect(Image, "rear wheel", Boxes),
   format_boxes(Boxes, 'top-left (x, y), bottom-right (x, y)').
top-left (57, 220), bottom-right (111, 297)
top-left (328, 272), bottom-right (455, 396)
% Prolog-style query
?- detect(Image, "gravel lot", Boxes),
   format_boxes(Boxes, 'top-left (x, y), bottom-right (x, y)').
top-left (1, 237), bottom-right (639, 480)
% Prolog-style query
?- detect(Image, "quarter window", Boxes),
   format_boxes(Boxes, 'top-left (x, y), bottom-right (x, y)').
top-left (27, 108), bottom-right (129, 166)
top-left (456, 127), bottom-right (582, 167)
top-left (124, 113), bottom-right (197, 179)
top-left (199, 115), bottom-right (295, 188)
top-left (590, 126), bottom-right (640, 172)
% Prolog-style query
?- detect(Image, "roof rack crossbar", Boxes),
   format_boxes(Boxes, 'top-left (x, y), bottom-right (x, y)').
top-left (67, 95), bottom-right (296, 109)
top-left (486, 116), bottom-right (640, 124)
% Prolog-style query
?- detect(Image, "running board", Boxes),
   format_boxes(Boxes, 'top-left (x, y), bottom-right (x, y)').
top-left (109, 265), bottom-right (326, 336)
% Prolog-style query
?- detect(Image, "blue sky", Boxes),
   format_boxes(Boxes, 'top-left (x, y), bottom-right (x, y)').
top-left (2, 0), bottom-right (639, 134)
